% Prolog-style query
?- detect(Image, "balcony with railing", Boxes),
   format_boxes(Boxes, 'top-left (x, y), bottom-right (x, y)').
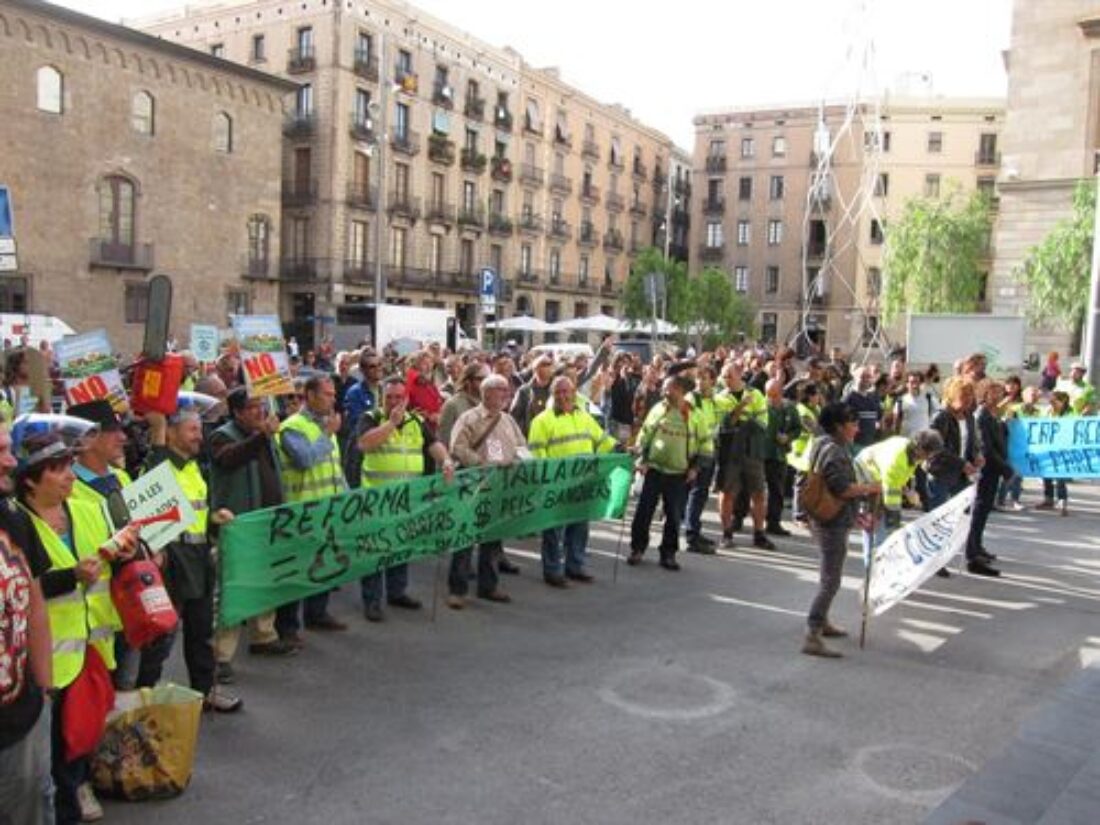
top-left (387, 192), bottom-right (421, 221)
top-left (395, 68), bottom-right (419, 95)
top-left (287, 46), bottom-right (315, 74)
top-left (432, 83), bottom-right (455, 109)
top-left (353, 49), bottom-right (379, 81)
top-left (975, 150), bottom-right (1001, 167)
top-left (578, 221), bottom-right (599, 247)
top-left (582, 139), bottom-right (600, 161)
top-left (630, 199), bottom-right (648, 217)
top-left (653, 168), bottom-right (667, 190)
top-left (605, 190), bottom-right (624, 212)
top-left (457, 203), bottom-right (485, 229)
top-left (603, 229), bottom-right (624, 253)
top-left (580, 182), bottom-right (601, 205)
top-left (349, 113), bottom-right (375, 143)
top-left (518, 268), bottom-right (542, 285)
top-left (89, 239), bottom-right (154, 271)
top-left (629, 238), bottom-right (646, 254)
top-left (608, 154), bottom-right (625, 172)
top-left (283, 111), bottom-right (315, 137)
top-left (346, 182), bottom-right (378, 210)
top-left (600, 280), bottom-right (619, 297)
top-left (465, 96), bottom-right (486, 121)
top-left (241, 254), bottom-right (272, 280)
top-left (490, 156), bottom-right (513, 183)
top-left (703, 196), bottom-right (725, 215)
top-left (461, 148), bottom-right (487, 174)
top-left (391, 129), bottom-right (421, 156)
top-left (705, 156), bottom-right (727, 173)
top-left (554, 129), bottom-right (572, 150)
top-left (520, 163), bottom-right (545, 187)
top-left (425, 200), bottom-right (456, 225)
top-left (699, 244), bottom-right (724, 262)
top-left (488, 213), bottom-right (513, 236)
top-left (343, 258), bottom-right (376, 286)
top-left (673, 178), bottom-right (692, 198)
top-left (549, 173), bottom-right (573, 195)
top-left (523, 115), bottom-right (543, 138)
top-left (632, 160), bottom-right (648, 182)
top-left (282, 180), bottom-right (318, 208)
top-left (547, 218), bottom-right (572, 241)
top-left (279, 257), bottom-right (330, 282)
top-left (495, 107), bottom-right (513, 132)
top-left (428, 135), bottom-right (456, 166)
top-left (804, 240), bottom-right (827, 259)
top-left (518, 213), bottom-right (543, 235)
top-left (386, 265), bottom-right (434, 289)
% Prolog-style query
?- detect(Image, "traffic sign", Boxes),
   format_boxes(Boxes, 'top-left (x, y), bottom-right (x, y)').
top-left (0, 254), bottom-right (17, 272)
top-left (480, 267), bottom-right (496, 310)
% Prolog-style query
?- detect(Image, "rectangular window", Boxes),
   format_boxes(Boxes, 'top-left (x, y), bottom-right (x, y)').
top-left (864, 130), bottom-right (892, 153)
top-left (874, 173), bottom-right (889, 197)
top-left (706, 222), bottom-right (723, 247)
top-left (862, 315), bottom-right (880, 347)
top-left (297, 84), bottom-right (313, 117)
top-left (927, 131), bottom-right (943, 153)
top-left (765, 266), bottom-right (779, 294)
top-left (870, 219), bottom-right (884, 245)
top-left (740, 137), bottom-right (754, 158)
top-left (391, 227), bottom-right (407, 269)
top-left (429, 234), bottom-right (443, 275)
top-left (520, 244), bottom-right (532, 275)
top-left (549, 249), bottom-right (561, 281)
top-left (734, 267), bottom-right (749, 293)
top-left (761, 312), bottom-right (777, 343)
top-left (767, 220), bottom-right (782, 245)
top-left (354, 88), bottom-right (371, 125)
top-left (977, 176), bottom-right (996, 199)
top-left (460, 238), bottom-right (474, 274)
top-left (226, 289), bottom-right (250, 317)
top-left (738, 176), bottom-right (752, 201)
top-left (0, 277), bottom-right (28, 313)
top-left (297, 27), bottom-right (313, 56)
top-left (395, 102), bottom-right (409, 139)
top-left (288, 217), bottom-right (309, 261)
top-left (737, 220), bottom-right (750, 246)
top-left (490, 243), bottom-right (503, 275)
top-left (579, 254), bottom-right (590, 284)
top-left (349, 220), bottom-right (369, 266)
top-left (356, 31), bottom-right (372, 61)
top-left (978, 133), bottom-right (998, 163)
top-left (769, 175), bottom-right (784, 199)
top-left (772, 136), bottom-right (786, 157)
top-left (431, 172), bottom-right (445, 206)
top-left (924, 174), bottom-right (941, 198)
top-left (866, 267), bottom-right (882, 297)
top-left (463, 181), bottom-right (476, 212)
top-left (252, 34), bottom-right (266, 62)
top-left (393, 162), bottom-right (410, 198)
top-left (708, 139), bottom-right (725, 158)
top-left (210, 43), bottom-right (225, 58)
top-left (124, 282), bottom-right (149, 323)
top-left (490, 189), bottom-right (505, 213)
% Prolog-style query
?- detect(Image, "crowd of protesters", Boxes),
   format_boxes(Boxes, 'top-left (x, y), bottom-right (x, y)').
top-left (0, 329), bottom-right (1096, 822)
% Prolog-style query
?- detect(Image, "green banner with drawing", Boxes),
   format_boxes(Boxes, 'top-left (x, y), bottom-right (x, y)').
top-left (218, 454), bottom-right (634, 624)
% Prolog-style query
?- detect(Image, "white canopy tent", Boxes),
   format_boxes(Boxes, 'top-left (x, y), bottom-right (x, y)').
top-left (551, 314), bottom-right (624, 334)
top-left (486, 315), bottom-right (557, 333)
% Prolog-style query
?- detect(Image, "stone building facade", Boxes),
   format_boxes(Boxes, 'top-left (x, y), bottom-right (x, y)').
top-left (135, 0), bottom-right (681, 347)
top-left (991, 1), bottom-right (1100, 356)
top-left (0, 0), bottom-right (294, 354)
top-left (691, 97), bottom-right (1004, 353)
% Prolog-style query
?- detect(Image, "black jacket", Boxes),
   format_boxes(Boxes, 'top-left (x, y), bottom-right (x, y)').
top-left (975, 406), bottom-right (1011, 480)
top-left (928, 409), bottom-right (977, 493)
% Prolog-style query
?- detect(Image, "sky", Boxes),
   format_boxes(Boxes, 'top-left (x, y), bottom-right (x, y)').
top-left (57, 0), bottom-right (1013, 148)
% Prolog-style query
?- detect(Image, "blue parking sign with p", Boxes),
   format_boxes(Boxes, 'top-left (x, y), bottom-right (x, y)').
top-left (0, 186), bottom-right (13, 237)
top-left (481, 267), bottom-right (495, 296)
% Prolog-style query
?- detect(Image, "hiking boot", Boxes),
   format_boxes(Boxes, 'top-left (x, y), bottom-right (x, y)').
top-left (821, 622), bottom-right (848, 638)
top-left (801, 631), bottom-right (843, 658)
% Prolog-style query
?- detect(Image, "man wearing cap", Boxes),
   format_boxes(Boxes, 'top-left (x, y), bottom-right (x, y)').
top-left (209, 388), bottom-right (295, 671)
top-left (1056, 362), bottom-right (1097, 415)
top-left (137, 410), bottom-right (242, 712)
top-left (66, 400), bottom-right (132, 509)
top-left (276, 375), bottom-right (348, 634)
top-left (528, 376), bottom-right (616, 586)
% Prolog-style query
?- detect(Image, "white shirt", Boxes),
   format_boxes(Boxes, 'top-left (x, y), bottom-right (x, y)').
top-left (897, 391), bottom-right (937, 437)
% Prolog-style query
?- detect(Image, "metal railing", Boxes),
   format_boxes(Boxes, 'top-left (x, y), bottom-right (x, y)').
top-left (89, 239), bottom-right (154, 270)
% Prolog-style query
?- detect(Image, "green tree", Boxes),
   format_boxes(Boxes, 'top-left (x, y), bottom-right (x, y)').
top-left (684, 267), bottom-right (756, 349)
top-left (1016, 178), bottom-right (1096, 346)
top-left (622, 248), bottom-right (690, 327)
top-left (881, 188), bottom-right (993, 322)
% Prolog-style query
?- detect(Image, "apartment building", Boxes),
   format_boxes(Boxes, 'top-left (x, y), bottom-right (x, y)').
top-left (691, 97), bottom-right (1004, 353)
top-left (136, 0), bottom-right (679, 347)
top-left (991, 1), bottom-right (1100, 355)
top-left (0, 0), bottom-right (292, 353)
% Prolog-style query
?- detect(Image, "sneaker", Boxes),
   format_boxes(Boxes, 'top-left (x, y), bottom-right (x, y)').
top-left (216, 662), bottom-right (235, 685)
top-left (1009, 501), bottom-right (1026, 512)
top-left (719, 534), bottom-right (735, 550)
top-left (77, 782), bottom-right (103, 822)
top-left (753, 532), bottom-right (776, 550)
top-left (446, 595), bottom-right (466, 610)
top-left (686, 539), bottom-right (717, 555)
top-left (204, 687), bottom-right (244, 714)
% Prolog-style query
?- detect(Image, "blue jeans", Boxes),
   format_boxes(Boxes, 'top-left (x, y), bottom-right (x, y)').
top-left (541, 522), bottom-right (590, 576)
top-left (996, 472), bottom-right (1022, 505)
top-left (0, 699), bottom-right (54, 825)
top-left (360, 564), bottom-right (410, 608)
top-left (683, 458), bottom-right (716, 541)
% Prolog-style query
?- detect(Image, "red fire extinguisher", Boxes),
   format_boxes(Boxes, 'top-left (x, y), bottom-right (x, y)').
top-left (104, 509), bottom-right (181, 648)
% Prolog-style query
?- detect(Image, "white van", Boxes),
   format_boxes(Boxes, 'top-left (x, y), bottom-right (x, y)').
top-left (0, 314), bottom-right (75, 346)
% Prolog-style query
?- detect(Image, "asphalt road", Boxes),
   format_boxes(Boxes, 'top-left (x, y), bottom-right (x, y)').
top-left (104, 480), bottom-right (1100, 824)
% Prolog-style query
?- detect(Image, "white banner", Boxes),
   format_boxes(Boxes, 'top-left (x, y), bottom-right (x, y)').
top-left (117, 461), bottom-right (198, 551)
top-left (867, 486), bottom-right (976, 616)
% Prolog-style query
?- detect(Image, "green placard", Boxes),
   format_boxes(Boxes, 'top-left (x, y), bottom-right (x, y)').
top-left (218, 454), bottom-right (633, 624)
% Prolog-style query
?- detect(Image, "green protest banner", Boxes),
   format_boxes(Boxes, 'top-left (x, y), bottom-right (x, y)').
top-left (218, 454), bottom-right (634, 625)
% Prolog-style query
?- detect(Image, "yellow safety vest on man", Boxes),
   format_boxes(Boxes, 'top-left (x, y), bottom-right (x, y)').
top-left (528, 406), bottom-right (615, 458)
top-left (686, 392), bottom-right (720, 459)
top-left (787, 402), bottom-right (819, 472)
top-left (279, 412), bottom-right (345, 502)
top-left (714, 385), bottom-right (768, 426)
top-left (170, 458), bottom-right (210, 541)
top-left (637, 401), bottom-right (696, 475)
top-left (25, 499), bottom-right (119, 688)
top-left (361, 413), bottom-right (426, 487)
top-left (854, 435), bottom-right (916, 510)
top-left (70, 465), bottom-right (133, 511)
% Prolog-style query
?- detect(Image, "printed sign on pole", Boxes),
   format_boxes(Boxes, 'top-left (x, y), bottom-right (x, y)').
top-left (480, 267), bottom-right (496, 313)
top-left (232, 315), bottom-right (294, 397)
top-left (55, 329), bottom-right (128, 412)
top-left (117, 461), bottom-right (197, 551)
top-left (189, 324), bottom-right (220, 363)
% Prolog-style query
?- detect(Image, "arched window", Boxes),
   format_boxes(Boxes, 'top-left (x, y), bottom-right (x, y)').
top-left (213, 112), bottom-right (233, 153)
top-left (36, 66), bottom-right (63, 113)
top-left (98, 176), bottom-right (136, 262)
top-left (132, 91), bottom-right (154, 135)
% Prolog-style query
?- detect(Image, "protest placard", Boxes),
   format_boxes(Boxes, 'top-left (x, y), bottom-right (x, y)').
top-left (218, 454), bottom-right (634, 624)
top-left (1007, 416), bottom-right (1100, 479)
top-left (231, 315), bottom-right (294, 397)
top-left (866, 486), bottom-right (975, 617)
top-left (189, 324), bottom-right (220, 363)
top-left (117, 461), bottom-right (198, 550)
top-left (55, 329), bottom-right (128, 412)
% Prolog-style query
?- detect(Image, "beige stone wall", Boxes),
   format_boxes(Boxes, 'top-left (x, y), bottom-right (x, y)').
top-left (0, 0), bottom-right (287, 354)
